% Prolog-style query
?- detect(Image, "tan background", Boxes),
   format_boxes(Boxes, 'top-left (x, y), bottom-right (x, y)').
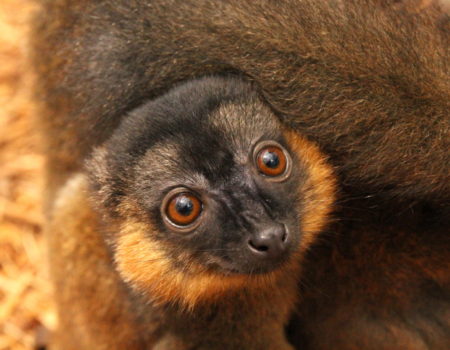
top-left (0, 1), bottom-right (55, 349)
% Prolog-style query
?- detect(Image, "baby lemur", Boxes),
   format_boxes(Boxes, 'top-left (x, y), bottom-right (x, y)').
top-left (48, 77), bottom-right (335, 349)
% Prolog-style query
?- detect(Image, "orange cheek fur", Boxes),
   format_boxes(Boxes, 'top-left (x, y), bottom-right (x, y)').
top-left (284, 129), bottom-right (336, 252)
top-left (115, 220), bottom-right (301, 310)
top-left (114, 130), bottom-right (335, 310)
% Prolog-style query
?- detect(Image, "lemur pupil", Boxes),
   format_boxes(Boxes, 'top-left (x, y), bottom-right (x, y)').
top-left (263, 151), bottom-right (280, 168)
top-left (175, 196), bottom-right (194, 216)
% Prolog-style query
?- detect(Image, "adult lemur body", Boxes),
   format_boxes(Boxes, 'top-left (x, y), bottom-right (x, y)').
top-left (32, 0), bottom-right (449, 349)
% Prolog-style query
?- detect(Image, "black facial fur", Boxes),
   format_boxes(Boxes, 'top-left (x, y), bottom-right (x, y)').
top-left (88, 77), bottom-right (306, 274)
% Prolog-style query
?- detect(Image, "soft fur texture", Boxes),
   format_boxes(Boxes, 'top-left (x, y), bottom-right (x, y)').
top-left (32, 0), bottom-right (449, 203)
top-left (46, 77), bottom-right (336, 349)
top-left (31, 0), bottom-right (450, 349)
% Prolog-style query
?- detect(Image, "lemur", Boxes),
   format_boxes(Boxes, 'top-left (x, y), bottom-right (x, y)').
top-left (47, 76), bottom-right (336, 349)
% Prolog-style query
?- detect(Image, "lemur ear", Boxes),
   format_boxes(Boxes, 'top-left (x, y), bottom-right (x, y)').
top-left (86, 147), bottom-right (119, 213)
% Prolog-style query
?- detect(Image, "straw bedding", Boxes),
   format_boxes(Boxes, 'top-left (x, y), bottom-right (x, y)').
top-left (0, 1), bottom-right (56, 349)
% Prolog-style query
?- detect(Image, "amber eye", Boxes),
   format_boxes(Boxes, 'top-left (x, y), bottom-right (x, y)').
top-left (163, 189), bottom-right (203, 229)
top-left (254, 141), bottom-right (291, 181)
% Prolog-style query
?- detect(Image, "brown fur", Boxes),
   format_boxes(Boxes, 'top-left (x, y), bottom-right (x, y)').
top-left (48, 175), bottom-right (152, 350)
top-left (32, 0), bottom-right (449, 203)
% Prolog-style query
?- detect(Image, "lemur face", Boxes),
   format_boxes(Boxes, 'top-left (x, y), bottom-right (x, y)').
top-left (88, 77), bottom-right (334, 306)
top-left (133, 102), bottom-right (302, 275)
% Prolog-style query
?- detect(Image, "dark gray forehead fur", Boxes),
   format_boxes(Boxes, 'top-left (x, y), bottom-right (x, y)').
top-left (89, 76), bottom-right (289, 210)
top-left (135, 99), bottom-right (283, 189)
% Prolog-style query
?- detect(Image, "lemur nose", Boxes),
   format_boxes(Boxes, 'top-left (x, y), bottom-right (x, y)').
top-left (247, 223), bottom-right (288, 258)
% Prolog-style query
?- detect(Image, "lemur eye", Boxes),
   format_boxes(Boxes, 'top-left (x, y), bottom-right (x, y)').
top-left (162, 188), bottom-right (203, 231)
top-left (253, 141), bottom-right (292, 181)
